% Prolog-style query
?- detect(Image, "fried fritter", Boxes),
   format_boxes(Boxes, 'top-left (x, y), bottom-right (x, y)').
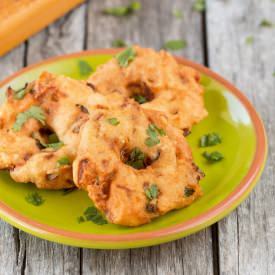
top-left (73, 93), bottom-right (203, 226)
top-left (88, 46), bottom-right (208, 131)
top-left (0, 72), bottom-right (94, 189)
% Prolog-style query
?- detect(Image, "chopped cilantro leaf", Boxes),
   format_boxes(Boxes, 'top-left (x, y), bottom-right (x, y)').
top-left (162, 39), bottom-right (187, 50)
top-left (193, 0), bottom-right (206, 12)
top-left (107, 117), bottom-right (120, 126)
top-left (145, 124), bottom-right (166, 147)
top-left (116, 46), bottom-right (136, 67)
top-left (144, 184), bottom-right (159, 200)
top-left (259, 19), bottom-right (273, 27)
top-left (12, 106), bottom-right (45, 132)
top-left (245, 36), bottom-right (254, 45)
top-left (83, 206), bottom-right (108, 225)
top-left (57, 156), bottom-right (71, 167)
top-left (203, 151), bottom-right (224, 162)
top-left (126, 147), bottom-right (146, 169)
top-left (199, 133), bottom-right (221, 147)
top-left (132, 94), bottom-right (148, 104)
top-left (25, 192), bottom-right (44, 206)
top-left (103, 1), bottom-right (141, 16)
top-left (78, 60), bottom-right (93, 76)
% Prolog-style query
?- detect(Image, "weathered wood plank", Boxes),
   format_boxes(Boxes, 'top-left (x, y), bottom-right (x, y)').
top-left (84, 1), bottom-right (214, 274)
top-left (207, 0), bottom-right (275, 274)
top-left (16, 4), bottom-right (86, 275)
top-left (0, 45), bottom-right (26, 275)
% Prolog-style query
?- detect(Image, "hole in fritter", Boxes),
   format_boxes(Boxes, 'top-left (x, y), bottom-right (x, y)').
top-left (128, 82), bottom-right (154, 104)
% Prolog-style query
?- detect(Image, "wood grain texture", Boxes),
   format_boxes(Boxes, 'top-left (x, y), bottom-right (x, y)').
top-left (84, 1), bottom-right (214, 274)
top-left (0, 45), bottom-right (25, 275)
top-left (207, 0), bottom-right (275, 274)
top-left (14, 4), bottom-right (86, 275)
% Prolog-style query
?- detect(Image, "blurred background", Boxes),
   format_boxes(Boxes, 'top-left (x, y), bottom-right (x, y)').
top-left (0, 0), bottom-right (274, 274)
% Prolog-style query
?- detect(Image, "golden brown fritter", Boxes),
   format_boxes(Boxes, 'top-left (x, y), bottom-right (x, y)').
top-left (0, 72), bottom-right (94, 189)
top-left (73, 93), bottom-right (203, 226)
top-left (88, 46), bottom-right (208, 131)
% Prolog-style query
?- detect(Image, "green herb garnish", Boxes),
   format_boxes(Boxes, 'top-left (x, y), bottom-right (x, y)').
top-left (203, 151), bottom-right (224, 162)
top-left (103, 1), bottom-right (141, 16)
top-left (200, 133), bottom-right (221, 147)
top-left (116, 46), bottom-right (136, 67)
top-left (40, 140), bottom-right (64, 150)
top-left (172, 9), bottom-right (183, 19)
top-left (132, 94), bottom-right (147, 104)
top-left (144, 184), bottom-right (159, 200)
top-left (184, 186), bottom-right (195, 197)
top-left (13, 83), bottom-right (28, 100)
top-left (112, 39), bottom-right (127, 47)
top-left (145, 123), bottom-right (166, 147)
top-left (126, 147), bottom-right (146, 169)
top-left (83, 206), bottom-right (108, 225)
top-left (245, 36), bottom-right (254, 45)
top-left (62, 187), bottom-right (77, 196)
top-left (162, 39), bottom-right (187, 51)
top-left (193, 0), bottom-right (206, 12)
top-left (273, 71), bottom-right (275, 77)
top-left (12, 106), bottom-right (45, 132)
top-left (259, 19), bottom-right (273, 27)
top-left (57, 156), bottom-right (71, 167)
top-left (78, 60), bottom-right (93, 76)
top-left (107, 117), bottom-right (120, 126)
top-left (25, 192), bottom-right (44, 206)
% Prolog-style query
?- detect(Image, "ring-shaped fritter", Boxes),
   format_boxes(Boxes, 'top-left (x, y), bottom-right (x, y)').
top-left (73, 93), bottom-right (204, 226)
top-left (88, 46), bottom-right (208, 132)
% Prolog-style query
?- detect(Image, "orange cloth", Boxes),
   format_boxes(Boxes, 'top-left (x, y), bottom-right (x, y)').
top-left (0, 0), bottom-right (84, 56)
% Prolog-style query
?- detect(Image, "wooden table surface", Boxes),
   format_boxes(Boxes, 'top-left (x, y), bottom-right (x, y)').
top-left (0, 0), bottom-right (274, 274)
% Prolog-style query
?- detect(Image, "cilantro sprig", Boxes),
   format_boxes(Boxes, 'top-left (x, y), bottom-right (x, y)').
top-left (107, 117), bottom-right (120, 126)
top-left (25, 192), bottom-right (44, 206)
top-left (57, 156), bottom-right (71, 167)
top-left (259, 19), bottom-right (273, 28)
top-left (132, 94), bottom-right (148, 104)
top-left (126, 147), bottom-right (147, 169)
top-left (78, 206), bottom-right (107, 225)
top-left (144, 184), bottom-right (159, 200)
top-left (78, 60), bottom-right (93, 76)
top-left (199, 133), bottom-right (221, 147)
top-left (203, 151), bottom-right (224, 162)
top-left (145, 123), bottom-right (166, 147)
top-left (193, 0), bottom-right (206, 12)
top-left (12, 106), bottom-right (46, 132)
top-left (103, 1), bottom-right (141, 16)
top-left (116, 47), bottom-right (136, 67)
top-left (162, 39), bottom-right (187, 51)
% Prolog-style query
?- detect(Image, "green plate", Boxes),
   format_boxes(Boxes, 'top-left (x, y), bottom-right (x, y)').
top-left (0, 49), bottom-right (267, 249)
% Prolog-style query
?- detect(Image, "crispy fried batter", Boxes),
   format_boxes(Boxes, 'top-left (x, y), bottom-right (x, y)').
top-left (0, 72), bottom-right (94, 189)
top-left (88, 46), bottom-right (208, 130)
top-left (73, 93), bottom-right (203, 226)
